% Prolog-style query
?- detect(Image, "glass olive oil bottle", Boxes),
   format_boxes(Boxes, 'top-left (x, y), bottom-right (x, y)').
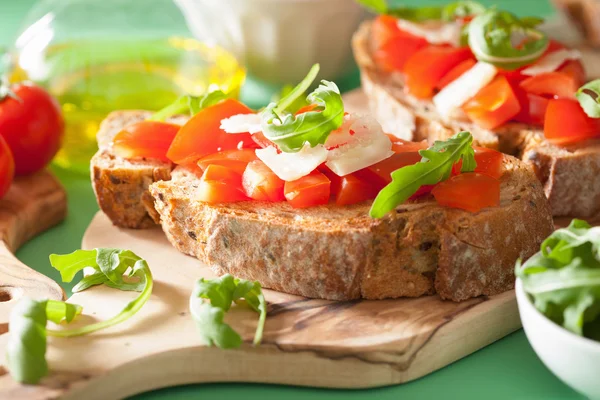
top-left (11, 37), bottom-right (245, 174)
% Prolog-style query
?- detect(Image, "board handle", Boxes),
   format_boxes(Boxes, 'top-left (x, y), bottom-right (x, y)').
top-left (0, 171), bottom-right (68, 332)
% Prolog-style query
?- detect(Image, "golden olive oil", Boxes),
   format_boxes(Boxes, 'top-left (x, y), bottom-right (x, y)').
top-left (11, 36), bottom-right (245, 174)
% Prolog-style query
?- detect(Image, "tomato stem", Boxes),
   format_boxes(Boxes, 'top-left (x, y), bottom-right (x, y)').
top-left (0, 76), bottom-right (22, 103)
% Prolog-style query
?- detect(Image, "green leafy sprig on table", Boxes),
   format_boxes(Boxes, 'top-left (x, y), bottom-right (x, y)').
top-left (260, 63), bottom-right (345, 153)
top-left (149, 89), bottom-right (229, 121)
top-left (516, 220), bottom-right (600, 340)
top-left (369, 131), bottom-right (476, 218)
top-left (5, 248), bottom-right (153, 384)
top-left (189, 274), bottom-right (267, 348)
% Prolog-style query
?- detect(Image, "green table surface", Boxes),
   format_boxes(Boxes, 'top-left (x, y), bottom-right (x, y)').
top-left (0, 0), bottom-right (585, 399)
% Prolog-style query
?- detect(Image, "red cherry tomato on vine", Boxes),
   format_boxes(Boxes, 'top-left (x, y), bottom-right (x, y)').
top-left (0, 135), bottom-right (15, 198)
top-left (0, 82), bottom-right (64, 175)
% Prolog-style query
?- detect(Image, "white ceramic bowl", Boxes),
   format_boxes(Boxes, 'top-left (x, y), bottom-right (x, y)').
top-left (516, 278), bottom-right (600, 399)
top-left (174, 0), bottom-right (367, 84)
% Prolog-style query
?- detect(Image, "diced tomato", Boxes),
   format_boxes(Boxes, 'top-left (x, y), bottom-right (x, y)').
top-left (436, 58), bottom-right (477, 90)
top-left (404, 46), bottom-right (473, 99)
top-left (354, 151), bottom-right (423, 190)
top-left (112, 121), bottom-right (180, 162)
top-left (371, 15), bottom-right (428, 72)
top-left (251, 131), bottom-right (274, 149)
top-left (474, 147), bottom-right (504, 179)
top-left (197, 149), bottom-right (258, 174)
top-left (321, 167), bottom-right (378, 206)
top-left (242, 160), bottom-right (285, 202)
top-left (463, 75), bottom-right (521, 130)
top-left (557, 59), bottom-right (586, 88)
top-left (167, 99), bottom-right (257, 164)
top-left (546, 40), bottom-right (565, 53)
top-left (197, 164), bottom-right (248, 203)
top-left (387, 135), bottom-right (428, 153)
top-left (512, 84), bottom-right (549, 126)
top-left (520, 72), bottom-right (578, 99)
top-left (284, 170), bottom-right (331, 209)
top-left (432, 173), bottom-right (500, 212)
top-left (544, 98), bottom-right (600, 145)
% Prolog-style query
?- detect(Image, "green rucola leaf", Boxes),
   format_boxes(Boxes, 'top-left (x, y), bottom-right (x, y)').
top-left (148, 90), bottom-right (229, 121)
top-left (190, 274), bottom-right (267, 348)
top-left (370, 131), bottom-right (476, 218)
top-left (46, 300), bottom-right (82, 324)
top-left (516, 219), bottom-right (600, 340)
top-left (49, 249), bottom-right (98, 282)
top-left (261, 80), bottom-right (345, 152)
top-left (441, 1), bottom-right (486, 21)
top-left (576, 80), bottom-right (600, 118)
top-left (355, 0), bottom-right (388, 14)
top-left (275, 64), bottom-right (319, 115)
top-left (5, 298), bottom-right (49, 384)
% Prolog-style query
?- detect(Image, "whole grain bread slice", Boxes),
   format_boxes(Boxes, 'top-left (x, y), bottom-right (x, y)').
top-left (147, 158), bottom-right (554, 302)
top-left (352, 21), bottom-right (600, 220)
top-left (90, 111), bottom-right (188, 229)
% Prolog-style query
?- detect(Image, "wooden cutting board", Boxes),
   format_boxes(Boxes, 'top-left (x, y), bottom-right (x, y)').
top-left (0, 211), bottom-right (521, 400)
top-left (0, 171), bottom-right (67, 335)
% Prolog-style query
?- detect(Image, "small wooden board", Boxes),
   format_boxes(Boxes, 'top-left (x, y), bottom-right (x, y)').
top-left (0, 171), bottom-right (67, 335)
top-left (0, 211), bottom-right (521, 400)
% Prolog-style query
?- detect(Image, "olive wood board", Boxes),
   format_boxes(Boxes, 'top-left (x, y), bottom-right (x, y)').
top-left (0, 171), bottom-right (67, 335)
top-left (0, 211), bottom-right (521, 400)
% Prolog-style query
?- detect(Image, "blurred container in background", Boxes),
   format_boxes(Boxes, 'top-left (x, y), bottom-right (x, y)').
top-left (175, 0), bottom-right (366, 84)
top-left (8, 0), bottom-right (245, 174)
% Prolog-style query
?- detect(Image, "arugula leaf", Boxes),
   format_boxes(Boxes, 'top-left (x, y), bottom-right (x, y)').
top-left (576, 80), bottom-right (600, 118)
top-left (148, 90), bottom-right (228, 121)
top-left (6, 249), bottom-right (154, 384)
top-left (516, 220), bottom-right (600, 339)
top-left (468, 9), bottom-right (548, 70)
top-left (441, 1), bottom-right (486, 21)
top-left (275, 64), bottom-right (319, 115)
top-left (261, 80), bottom-right (345, 153)
top-left (190, 274), bottom-right (267, 348)
top-left (6, 298), bottom-right (81, 384)
top-left (355, 0), bottom-right (388, 14)
top-left (370, 131), bottom-right (476, 218)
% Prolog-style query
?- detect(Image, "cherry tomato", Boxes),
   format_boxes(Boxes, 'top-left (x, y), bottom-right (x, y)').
top-left (432, 173), bottom-right (500, 212)
top-left (354, 151), bottom-right (423, 190)
top-left (520, 71), bottom-right (579, 99)
top-left (284, 170), bottom-right (330, 209)
top-left (0, 83), bottom-right (64, 175)
top-left (197, 149), bottom-right (258, 175)
top-left (544, 98), bottom-right (600, 145)
top-left (0, 136), bottom-right (15, 198)
top-left (242, 160), bottom-right (285, 202)
top-left (112, 121), bottom-right (180, 162)
top-left (404, 46), bottom-right (473, 99)
top-left (167, 99), bottom-right (258, 164)
top-left (463, 75), bottom-right (521, 130)
top-left (436, 58), bottom-right (477, 90)
top-left (371, 16), bottom-right (428, 72)
top-left (197, 164), bottom-right (248, 203)
top-left (474, 147), bottom-right (504, 179)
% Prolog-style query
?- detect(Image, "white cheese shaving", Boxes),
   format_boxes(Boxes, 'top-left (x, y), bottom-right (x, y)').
top-left (324, 115), bottom-right (393, 176)
top-left (396, 19), bottom-right (462, 47)
top-left (433, 61), bottom-right (497, 118)
top-left (521, 49), bottom-right (581, 76)
top-left (220, 113), bottom-right (262, 134)
top-left (255, 143), bottom-right (328, 182)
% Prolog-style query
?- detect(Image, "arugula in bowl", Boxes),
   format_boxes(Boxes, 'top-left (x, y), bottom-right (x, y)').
top-left (516, 219), bottom-right (600, 341)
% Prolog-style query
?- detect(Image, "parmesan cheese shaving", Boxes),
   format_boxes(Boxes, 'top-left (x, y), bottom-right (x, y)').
top-left (220, 113), bottom-right (262, 134)
top-left (521, 49), bottom-right (581, 76)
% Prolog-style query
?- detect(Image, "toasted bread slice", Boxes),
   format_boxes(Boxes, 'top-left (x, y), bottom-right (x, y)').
top-left (352, 21), bottom-right (600, 220)
top-left (147, 158), bottom-right (554, 302)
top-left (90, 111), bottom-right (188, 229)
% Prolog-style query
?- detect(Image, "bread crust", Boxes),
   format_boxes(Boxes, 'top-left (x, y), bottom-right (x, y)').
top-left (148, 160), bottom-right (554, 302)
top-left (90, 111), bottom-right (188, 229)
top-left (352, 21), bottom-right (600, 220)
